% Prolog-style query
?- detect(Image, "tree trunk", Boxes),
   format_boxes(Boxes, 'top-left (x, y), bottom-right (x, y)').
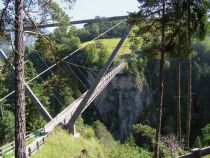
top-left (185, 0), bottom-right (192, 149)
top-left (186, 57), bottom-right (192, 149)
top-left (15, 0), bottom-right (26, 158)
top-left (155, 0), bottom-right (165, 157)
top-left (176, 57), bottom-right (181, 145)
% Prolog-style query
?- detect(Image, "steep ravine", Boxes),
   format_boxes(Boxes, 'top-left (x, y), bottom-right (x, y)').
top-left (88, 72), bottom-right (153, 141)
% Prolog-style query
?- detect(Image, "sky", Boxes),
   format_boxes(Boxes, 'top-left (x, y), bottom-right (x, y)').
top-left (0, 0), bottom-right (139, 20)
top-left (66, 0), bottom-right (139, 20)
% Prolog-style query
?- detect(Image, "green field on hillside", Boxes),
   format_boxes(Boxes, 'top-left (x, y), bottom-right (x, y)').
top-left (82, 38), bottom-right (132, 56)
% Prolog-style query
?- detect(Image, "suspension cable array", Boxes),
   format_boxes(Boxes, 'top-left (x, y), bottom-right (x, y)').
top-left (0, 18), bottom-right (136, 157)
top-left (0, 20), bottom-right (125, 102)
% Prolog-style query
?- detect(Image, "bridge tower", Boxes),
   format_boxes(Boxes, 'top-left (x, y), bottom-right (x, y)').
top-left (67, 31), bottom-right (130, 134)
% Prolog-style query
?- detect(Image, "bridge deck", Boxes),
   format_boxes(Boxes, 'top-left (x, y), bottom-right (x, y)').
top-left (44, 63), bottom-right (125, 132)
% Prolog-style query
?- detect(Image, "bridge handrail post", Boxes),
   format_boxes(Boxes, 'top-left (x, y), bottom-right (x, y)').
top-left (11, 142), bottom-right (14, 150)
top-left (28, 147), bottom-right (32, 156)
top-left (36, 141), bottom-right (39, 150)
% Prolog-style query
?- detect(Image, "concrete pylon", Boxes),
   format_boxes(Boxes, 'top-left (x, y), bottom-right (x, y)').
top-left (67, 30), bottom-right (130, 133)
top-left (67, 123), bottom-right (76, 136)
top-left (0, 49), bottom-right (52, 121)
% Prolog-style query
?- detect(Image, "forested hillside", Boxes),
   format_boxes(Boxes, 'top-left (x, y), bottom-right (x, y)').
top-left (1, 0), bottom-right (210, 157)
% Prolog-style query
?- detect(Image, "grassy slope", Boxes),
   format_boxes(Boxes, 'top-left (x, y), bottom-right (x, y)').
top-left (82, 38), bottom-right (132, 56)
top-left (31, 128), bottom-right (107, 158)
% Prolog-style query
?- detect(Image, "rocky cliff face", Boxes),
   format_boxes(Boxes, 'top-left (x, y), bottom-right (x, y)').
top-left (89, 72), bottom-right (153, 141)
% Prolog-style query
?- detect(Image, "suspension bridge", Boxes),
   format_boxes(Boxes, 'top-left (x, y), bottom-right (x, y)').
top-left (1, 15), bottom-right (210, 158)
top-left (0, 16), bottom-right (130, 157)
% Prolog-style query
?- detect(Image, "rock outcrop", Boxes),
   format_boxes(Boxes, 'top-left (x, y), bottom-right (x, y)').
top-left (90, 72), bottom-right (152, 141)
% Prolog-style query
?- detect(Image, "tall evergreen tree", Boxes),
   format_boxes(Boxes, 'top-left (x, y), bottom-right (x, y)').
top-left (184, 0), bottom-right (209, 148)
top-left (185, 0), bottom-right (192, 149)
top-left (128, 0), bottom-right (169, 157)
top-left (0, 1), bottom-right (75, 157)
top-left (155, 1), bottom-right (166, 157)
top-left (14, 0), bottom-right (26, 156)
top-left (170, 0), bottom-right (187, 145)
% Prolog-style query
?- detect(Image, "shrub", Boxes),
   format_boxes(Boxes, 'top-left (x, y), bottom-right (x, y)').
top-left (109, 143), bottom-right (152, 158)
top-left (84, 126), bottom-right (94, 139)
top-left (202, 124), bottom-right (210, 146)
top-left (93, 120), bottom-right (115, 147)
top-left (193, 136), bottom-right (203, 148)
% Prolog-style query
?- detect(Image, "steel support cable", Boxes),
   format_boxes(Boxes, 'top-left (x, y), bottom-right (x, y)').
top-left (33, 52), bottom-right (66, 106)
top-left (63, 61), bottom-right (101, 81)
top-left (65, 62), bottom-right (96, 86)
top-left (65, 64), bottom-right (88, 90)
top-left (75, 66), bottom-right (91, 84)
top-left (118, 42), bottom-right (129, 61)
top-left (0, 20), bottom-right (125, 102)
top-left (63, 61), bottom-right (99, 72)
top-left (26, 55), bottom-right (64, 107)
top-left (39, 77), bottom-right (64, 107)
top-left (27, 20), bottom-right (124, 83)
top-left (63, 61), bottom-right (98, 82)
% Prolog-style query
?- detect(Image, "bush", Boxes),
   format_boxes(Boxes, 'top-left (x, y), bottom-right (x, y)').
top-left (84, 126), bottom-right (94, 139)
top-left (83, 42), bottom-right (110, 68)
top-left (93, 120), bottom-right (115, 147)
top-left (193, 136), bottom-right (203, 148)
top-left (133, 124), bottom-right (184, 158)
top-left (109, 143), bottom-right (152, 158)
top-left (0, 111), bottom-right (15, 145)
top-left (202, 124), bottom-right (210, 146)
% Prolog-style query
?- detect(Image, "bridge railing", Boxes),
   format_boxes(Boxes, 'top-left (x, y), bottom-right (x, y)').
top-left (179, 147), bottom-right (210, 158)
top-left (26, 131), bottom-right (52, 157)
top-left (0, 128), bottom-right (44, 157)
top-left (44, 63), bottom-right (125, 133)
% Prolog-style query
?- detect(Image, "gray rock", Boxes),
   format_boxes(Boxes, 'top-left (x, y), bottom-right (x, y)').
top-left (88, 72), bottom-right (152, 141)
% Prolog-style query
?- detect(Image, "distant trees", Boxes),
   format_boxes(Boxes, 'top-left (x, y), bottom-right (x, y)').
top-left (83, 41), bottom-right (110, 68)
top-left (77, 17), bottom-right (129, 42)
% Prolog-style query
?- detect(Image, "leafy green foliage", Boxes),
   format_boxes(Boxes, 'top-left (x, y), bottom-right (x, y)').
top-left (93, 120), bottom-right (115, 148)
top-left (193, 136), bottom-right (202, 148)
top-left (202, 124), bottom-right (210, 146)
top-left (78, 18), bottom-right (129, 42)
top-left (133, 124), bottom-right (184, 157)
top-left (0, 110), bottom-right (15, 145)
top-left (109, 143), bottom-right (152, 158)
top-left (83, 41), bottom-right (110, 68)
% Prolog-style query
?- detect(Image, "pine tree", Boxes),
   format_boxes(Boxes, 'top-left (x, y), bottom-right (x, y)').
top-left (170, 0), bottom-right (187, 146)
top-left (0, 1), bottom-right (75, 157)
top-left (14, 1), bottom-right (25, 157)
top-left (184, 0), bottom-right (209, 149)
top-left (128, 0), bottom-right (168, 157)
top-left (193, 136), bottom-right (202, 148)
top-left (155, 1), bottom-right (166, 157)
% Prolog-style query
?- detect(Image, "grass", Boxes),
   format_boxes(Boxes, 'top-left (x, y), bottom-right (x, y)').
top-left (31, 128), bottom-right (107, 158)
top-left (82, 38), bottom-right (132, 56)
